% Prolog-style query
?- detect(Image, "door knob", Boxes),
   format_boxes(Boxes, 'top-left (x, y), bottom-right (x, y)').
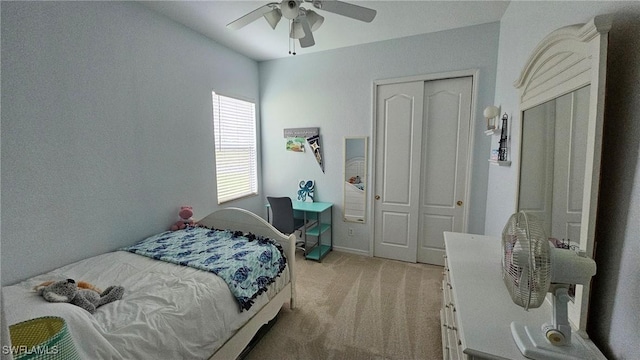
top-left (375, 195), bottom-right (381, 200)
top-left (456, 200), bottom-right (463, 206)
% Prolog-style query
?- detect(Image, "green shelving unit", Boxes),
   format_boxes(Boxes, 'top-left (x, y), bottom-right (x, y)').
top-left (305, 244), bottom-right (332, 261)
top-left (305, 223), bottom-right (330, 237)
top-left (304, 221), bottom-right (332, 261)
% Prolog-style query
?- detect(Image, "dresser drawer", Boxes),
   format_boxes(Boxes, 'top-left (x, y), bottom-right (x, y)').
top-left (441, 255), bottom-right (464, 360)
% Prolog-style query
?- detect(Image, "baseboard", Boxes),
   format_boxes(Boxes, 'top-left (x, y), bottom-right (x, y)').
top-left (330, 246), bottom-right (370, 257)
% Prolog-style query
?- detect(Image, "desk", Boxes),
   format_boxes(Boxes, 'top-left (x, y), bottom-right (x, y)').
top-left (267, 201), bottom-right (333, 262)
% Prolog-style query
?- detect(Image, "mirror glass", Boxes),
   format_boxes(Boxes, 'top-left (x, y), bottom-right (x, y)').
top-left (343, 137), bottom-right (368, 223)
top-left (518, 85), bottom-right (590, 245)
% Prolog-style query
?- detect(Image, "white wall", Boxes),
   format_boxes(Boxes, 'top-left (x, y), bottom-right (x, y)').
top-left (487, 2), bottom-right (640, 358)
top-left (259, 22), bottom-right (500, 254)
top-left (1, 2), bottom-right (262, 285)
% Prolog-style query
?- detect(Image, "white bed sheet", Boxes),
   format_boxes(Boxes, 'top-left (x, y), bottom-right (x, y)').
top-left (3, 251), bottom-right (289, 359)
top-left (344, 181), bottom-right (365, 221)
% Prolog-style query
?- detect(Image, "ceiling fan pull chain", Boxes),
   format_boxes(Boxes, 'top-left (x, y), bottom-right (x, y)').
top-left (288, 20), bottom-right (296, 55)
top-left (288, 20), bottom-right (292, 54)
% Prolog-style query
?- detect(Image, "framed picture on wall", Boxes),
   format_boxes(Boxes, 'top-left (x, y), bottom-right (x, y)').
top-left (296, 180), bottom-right (315, 202)
top-left (285, 137), bottom-right (305, 152)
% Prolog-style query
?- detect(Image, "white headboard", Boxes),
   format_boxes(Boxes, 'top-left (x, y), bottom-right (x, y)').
top-left (345, 156), bottom-right (365, 180)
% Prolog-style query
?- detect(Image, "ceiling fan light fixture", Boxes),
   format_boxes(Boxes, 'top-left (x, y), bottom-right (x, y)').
top-left (263, 8), bottom-right (282, 29)
top-left (289, 19), bottom-right (306, 39)
top-left (305, 10), bottom-right (324, 31)
top-left (281, 0), bottom-right (300, 20)
top-left (226, 0), bottom-right (378, 55)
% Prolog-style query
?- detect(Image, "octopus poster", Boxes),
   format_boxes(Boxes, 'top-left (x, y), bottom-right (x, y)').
top-left (297, 180), bottom-right (315, 202)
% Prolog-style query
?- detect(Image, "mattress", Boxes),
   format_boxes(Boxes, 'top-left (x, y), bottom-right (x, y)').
top-left (3, 250), bottom-right (289, 359)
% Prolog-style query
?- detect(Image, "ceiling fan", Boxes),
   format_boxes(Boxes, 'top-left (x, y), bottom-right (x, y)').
top-left (227, 0), bottom-right (377, 52)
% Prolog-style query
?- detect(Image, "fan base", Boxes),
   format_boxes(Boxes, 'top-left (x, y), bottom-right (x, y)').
top-left (511, 322), bottom-right (599, 360)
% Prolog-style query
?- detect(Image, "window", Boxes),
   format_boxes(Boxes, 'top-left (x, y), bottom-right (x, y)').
top-left (212, 92), bottom-right (258, 204)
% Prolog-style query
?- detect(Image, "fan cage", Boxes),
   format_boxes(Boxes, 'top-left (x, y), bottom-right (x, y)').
top-left (502, 212), bottom-right (551, 310)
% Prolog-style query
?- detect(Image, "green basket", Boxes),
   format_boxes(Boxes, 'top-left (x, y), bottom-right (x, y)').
top-left (9, 317), bottom-right (80, 360)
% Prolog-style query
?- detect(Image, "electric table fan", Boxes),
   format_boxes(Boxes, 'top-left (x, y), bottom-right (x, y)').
top-left (502, 211), bottom-right (598, 359)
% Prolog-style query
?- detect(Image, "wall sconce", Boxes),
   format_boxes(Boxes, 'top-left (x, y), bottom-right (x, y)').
top-left (483, 105), bottom-right (500, 130)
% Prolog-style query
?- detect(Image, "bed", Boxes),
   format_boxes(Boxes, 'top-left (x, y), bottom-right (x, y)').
top-left (2, 207), bottom-right (296, 359)
top-left (344, 156), bottom-right (366, 222)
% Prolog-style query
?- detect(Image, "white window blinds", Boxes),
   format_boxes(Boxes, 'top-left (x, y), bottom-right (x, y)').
top-left (212, 92), bottom-right (258, 204)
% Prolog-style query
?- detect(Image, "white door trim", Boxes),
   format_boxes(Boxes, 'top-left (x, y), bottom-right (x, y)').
top-left (369, 69), bottom-right (479, 257)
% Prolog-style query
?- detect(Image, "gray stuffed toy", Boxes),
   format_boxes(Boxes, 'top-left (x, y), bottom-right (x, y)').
top-left (37, 279), bottom-right (124, 314)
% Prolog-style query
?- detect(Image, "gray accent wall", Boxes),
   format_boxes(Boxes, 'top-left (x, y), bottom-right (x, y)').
top-left (486, 2), bottom-right (640, 358)
top-left (259, 22), bottom-right (500, 254)
top-left (1, 2), bottom-right (262, 286)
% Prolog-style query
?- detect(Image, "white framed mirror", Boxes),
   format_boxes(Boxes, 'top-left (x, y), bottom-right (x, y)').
top-left (514, 15), bottom-right (611, 333)
top-left (343, 137), bottom-right (368, 223)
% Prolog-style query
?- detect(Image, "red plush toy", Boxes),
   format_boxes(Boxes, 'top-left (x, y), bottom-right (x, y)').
top-left (170, 206), bottom-right (194, 231)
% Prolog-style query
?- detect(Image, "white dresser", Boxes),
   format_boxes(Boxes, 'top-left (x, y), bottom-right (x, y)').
top-left (440, 232), bottom-right (605, 360)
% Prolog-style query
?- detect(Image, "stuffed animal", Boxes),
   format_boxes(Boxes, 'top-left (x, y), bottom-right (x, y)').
top-left (34, 280), bottom-right (103, 294)
top-left (36, 279), bottom-right (124, 314)
top-left (170, 205), bottom-right (195, 231)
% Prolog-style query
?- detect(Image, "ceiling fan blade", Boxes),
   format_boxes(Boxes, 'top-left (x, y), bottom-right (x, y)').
top-left (298, 16), bottom-right (315, 48)
top-left (313, 0), bottom-right (376, 22)
top-left (227, 4), bottom-right (275, 30)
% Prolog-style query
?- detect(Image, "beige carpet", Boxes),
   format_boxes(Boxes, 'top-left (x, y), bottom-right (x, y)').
top-left (245, 251), bottom-right (444, 360)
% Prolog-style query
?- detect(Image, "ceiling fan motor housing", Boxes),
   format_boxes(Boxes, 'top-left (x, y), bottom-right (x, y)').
top-left (281, 0), bottom-right (300, 19)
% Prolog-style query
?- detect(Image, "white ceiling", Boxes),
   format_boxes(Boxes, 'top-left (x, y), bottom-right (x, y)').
top-left (141, 1), bottom-right (510, 62)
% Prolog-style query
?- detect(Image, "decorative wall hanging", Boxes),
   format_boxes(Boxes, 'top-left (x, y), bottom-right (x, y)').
top-left (284, 127), bottom-right (318, 152)
top-left (297, 179), bottom-right (315, 202)
top-left (285, 137), bottom-right (306, 152)
top-left (283, 127), bottom-right (324, 172)
top-left (284, 127), bottom-right (319, 138)
top-left (307, 134), bottom-right (324, 173)
top-left (498, 113), bottom-right (509, 161)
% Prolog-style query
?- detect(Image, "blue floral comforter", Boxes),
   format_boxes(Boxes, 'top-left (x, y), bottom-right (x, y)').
top-left (120, 226), bottom-right (287, 311)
